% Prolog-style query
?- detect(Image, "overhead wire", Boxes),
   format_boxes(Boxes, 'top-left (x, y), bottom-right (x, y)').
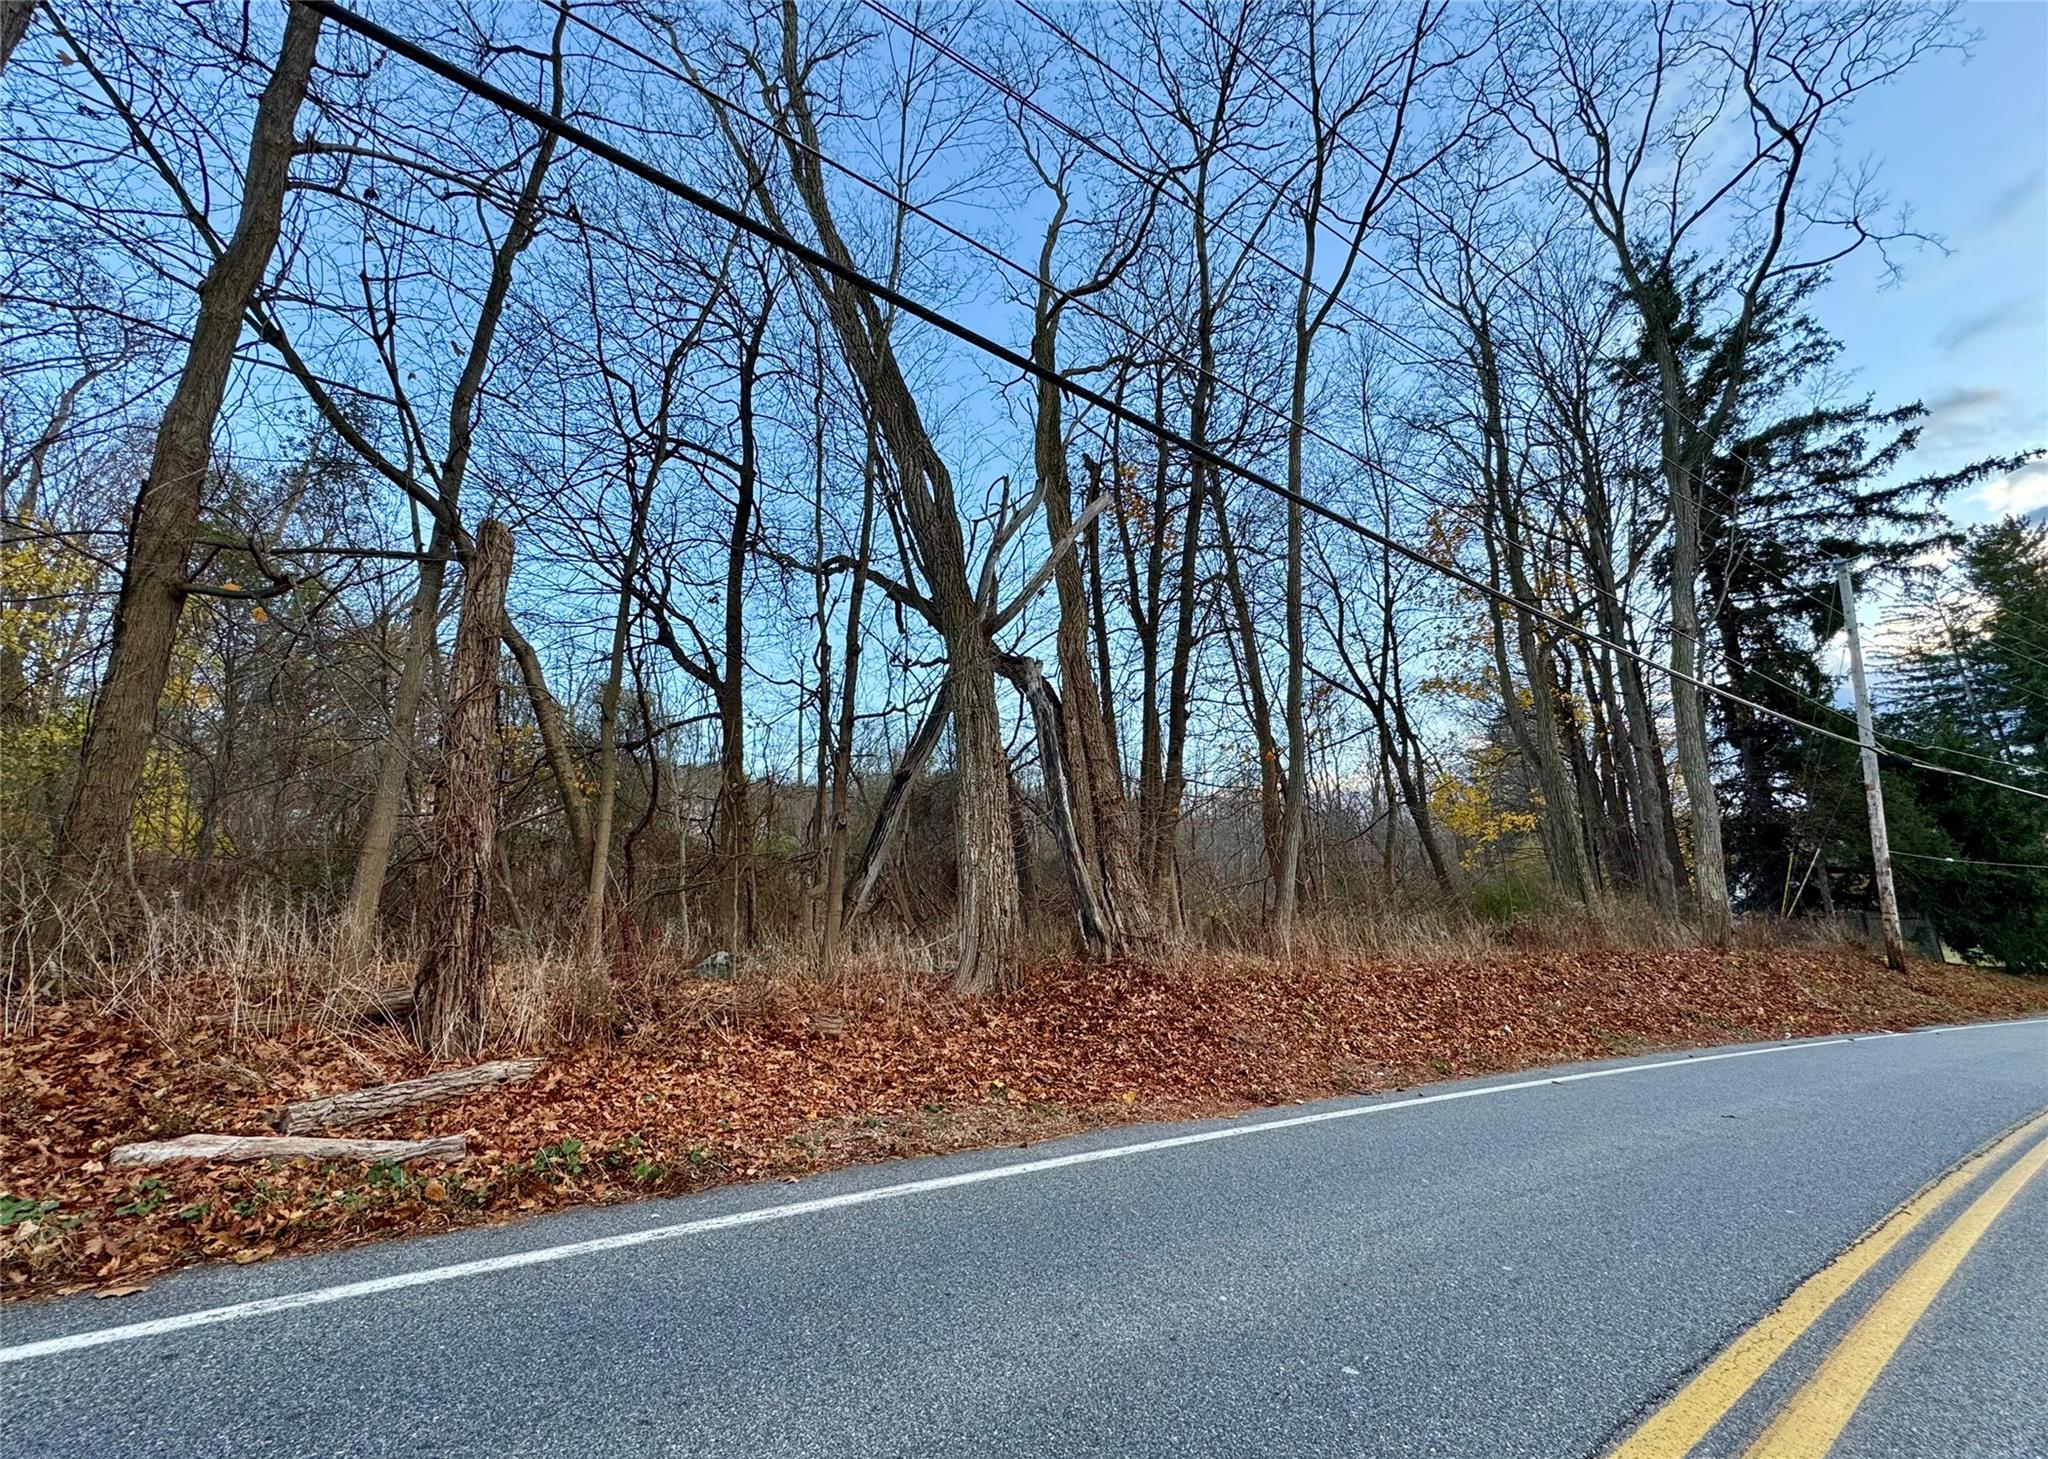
top-left (297, 0), bottom-right (2048, 810)
top-left (997, 0), bottom-right (2048, 794)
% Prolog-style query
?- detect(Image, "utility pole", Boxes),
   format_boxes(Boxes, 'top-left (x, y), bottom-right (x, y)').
top-left (1837, 562), bottom-right (1909, 973)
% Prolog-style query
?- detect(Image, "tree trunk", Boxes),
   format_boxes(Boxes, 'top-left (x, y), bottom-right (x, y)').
top-left (1474, 318), bottom-right (1593, 903)
top-left (112, 1134), bottom-right (466, 1167)
top-left (342, 538), bottom-right (446, 954)
top-left (1000, 653), bottom-right (1110, 950)
top-left (1667, 456), bottom-right (1732, 939)
top-left (756, 0), bottom-right (1017, 990)
top-left (845, 678), bottom-right (948, 931)
top-left (334, 34), bottom-right (563, 952)
top-left (578, 569), bottom-right (633, 964)
top-left (506, 619), bottom-right (591, 875)
top-left (57, 4), bottom-right (321, 876)
top-left (818, 428), bottom-right (878, 976)
top-left (948, 631), bottom-right (1019, 993)
top-left (1209, 486), bottom-right (1284, 906)
top-left (413, 520), bottom-right (512, 1059)
top-left (1043, 471), bottom-right (1152, 948)
top-left (1584, 483), bottom-right (1682, 913)
top-left (1, 1), bottom-right (37, 75)
top-left (715, 310), bottom-right (767, 953)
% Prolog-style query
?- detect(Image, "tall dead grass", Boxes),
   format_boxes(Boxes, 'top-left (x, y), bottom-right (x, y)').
top-left (4, 851), bottom-right (1879, 1053)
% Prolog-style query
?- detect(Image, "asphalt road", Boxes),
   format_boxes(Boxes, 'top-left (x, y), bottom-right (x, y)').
top-left (5, 1021), bottom-right (2045, 1458)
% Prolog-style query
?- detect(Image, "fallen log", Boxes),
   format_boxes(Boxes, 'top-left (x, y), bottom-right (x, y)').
top-left (109, 1134), bottom-right (466, 1168)
top-left (347, 984), bottom-right (416, 1026)
top-left (275, 1058), bottom-right (544, 1135)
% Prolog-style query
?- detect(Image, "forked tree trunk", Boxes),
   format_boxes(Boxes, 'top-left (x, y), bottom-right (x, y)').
top-left (337, 30), bottom-right (564, 954)
top-left (57, 4), bottom-right (321, 877)
top-left (754, 0), bottom-right (1018, 992)
top-left (1042, 469), bottom-right (1152, 951)
top-left (1000, 654), bottom-right (1109, 950)
top-left (413, 521), bottom-right (512, 1059)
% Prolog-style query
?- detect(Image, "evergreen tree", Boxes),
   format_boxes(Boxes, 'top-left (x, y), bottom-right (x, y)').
top-left (1882, 518), bottom-right (2048, 968)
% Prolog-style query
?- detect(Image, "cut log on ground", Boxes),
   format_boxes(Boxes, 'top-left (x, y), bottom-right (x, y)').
top-left (274, 1058), bottom-right (545, 1135)
top-left (109, 1134), bottom-right (467, 1168)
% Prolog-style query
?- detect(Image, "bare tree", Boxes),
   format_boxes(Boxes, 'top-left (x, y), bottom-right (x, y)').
top-left (55, 3), bottom-right (322, 877)
top-left (413, 519), bottom-right (513, 1059)
top-left (1497, 0), bottom-right (1964, 940)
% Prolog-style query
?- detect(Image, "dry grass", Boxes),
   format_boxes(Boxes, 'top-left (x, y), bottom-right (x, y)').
top-left (7, 933), bottom-right (2042, 1299)
top-left (0, 851), bottom-right (1957, 1056)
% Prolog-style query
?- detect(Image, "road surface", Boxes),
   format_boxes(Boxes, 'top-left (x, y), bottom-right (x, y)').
top-left (5, 1020), bottom-right (2045, 1458)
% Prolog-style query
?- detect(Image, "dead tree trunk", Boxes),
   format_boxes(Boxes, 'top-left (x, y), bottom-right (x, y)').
top-left (413, 520), bottom-right (512, 1059)
top-left (276, 1058), bottom-right (543, 1134)
top-left (1000, 654), bottom-right (1110, 949)
top-left (113, 1134), bottom-right (467, 1167)
top-left (844, 679), bottom-right (950, 932)
top-left (57, 4), bottom-right (321, 876)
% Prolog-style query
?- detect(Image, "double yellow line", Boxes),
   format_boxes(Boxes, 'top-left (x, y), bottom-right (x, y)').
top-left (1610, 1107), bottom-right (2048, 1459)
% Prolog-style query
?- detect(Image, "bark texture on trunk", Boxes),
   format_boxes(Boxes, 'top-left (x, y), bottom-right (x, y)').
top-left (276, 1058), bottom-right (543, 1134)
top-left (57, 4), bottom-right (321, 876)
top-left (945, 630), bottom-right (1018, 993)
top-left (1666, 454), bottom-right (1733, 940)
top-left (413, 520), bottom-right (512, 1060)
top-left (112, 1134), bottom-right (467, 1167)
top-left (0, 1), bottom-right (37, 74)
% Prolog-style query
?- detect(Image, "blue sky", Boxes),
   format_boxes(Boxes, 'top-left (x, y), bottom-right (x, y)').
top-left (1814, 0), bottom-right (2048, 523)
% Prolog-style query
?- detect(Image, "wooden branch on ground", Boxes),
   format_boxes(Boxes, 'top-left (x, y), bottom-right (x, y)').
top-left (275, 1058), bottom-right (545, 1135)
top-left (109, 1134), bottom-right (467, 1168)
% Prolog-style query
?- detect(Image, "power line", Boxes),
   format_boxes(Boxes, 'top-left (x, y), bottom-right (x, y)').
top-left (1892, 850), bottom-right (2048, 873)
top-left (1154, 0), bottom-right (1890, 551)
top-left (1041, 0), bottom-right (2014, 746)
top-left (569, 1), bottom-right (1700, 696)
top-left (296, 1), bottom-right (2048, 811)
top-left (889, 1), bottom-right (2048, 796)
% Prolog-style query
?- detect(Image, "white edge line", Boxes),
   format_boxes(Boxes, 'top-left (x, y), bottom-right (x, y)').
top-left (5, 1017), bottom-right (2043, 1366)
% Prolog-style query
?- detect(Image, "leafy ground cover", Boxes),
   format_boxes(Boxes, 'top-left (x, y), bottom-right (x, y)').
top-left (5, 945), bottom-right (2042, 1298)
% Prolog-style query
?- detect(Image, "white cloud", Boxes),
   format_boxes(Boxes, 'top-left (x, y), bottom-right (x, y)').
top-left (1968, 459), bottom-right (2048, 518)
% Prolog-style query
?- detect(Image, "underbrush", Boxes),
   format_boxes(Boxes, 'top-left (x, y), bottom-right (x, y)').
top-left (4, 926), bottom-right (2042, 1297)
top-left (4, 854), bottom-right (1885, 1050)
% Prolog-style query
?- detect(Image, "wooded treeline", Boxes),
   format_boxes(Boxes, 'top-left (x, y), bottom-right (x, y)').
top-left (5, 0), bottom-right (2044, 1046)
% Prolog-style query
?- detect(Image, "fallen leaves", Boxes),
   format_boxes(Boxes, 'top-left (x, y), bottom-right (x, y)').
top-left (3, 944), bottom-right (2042, 1300)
